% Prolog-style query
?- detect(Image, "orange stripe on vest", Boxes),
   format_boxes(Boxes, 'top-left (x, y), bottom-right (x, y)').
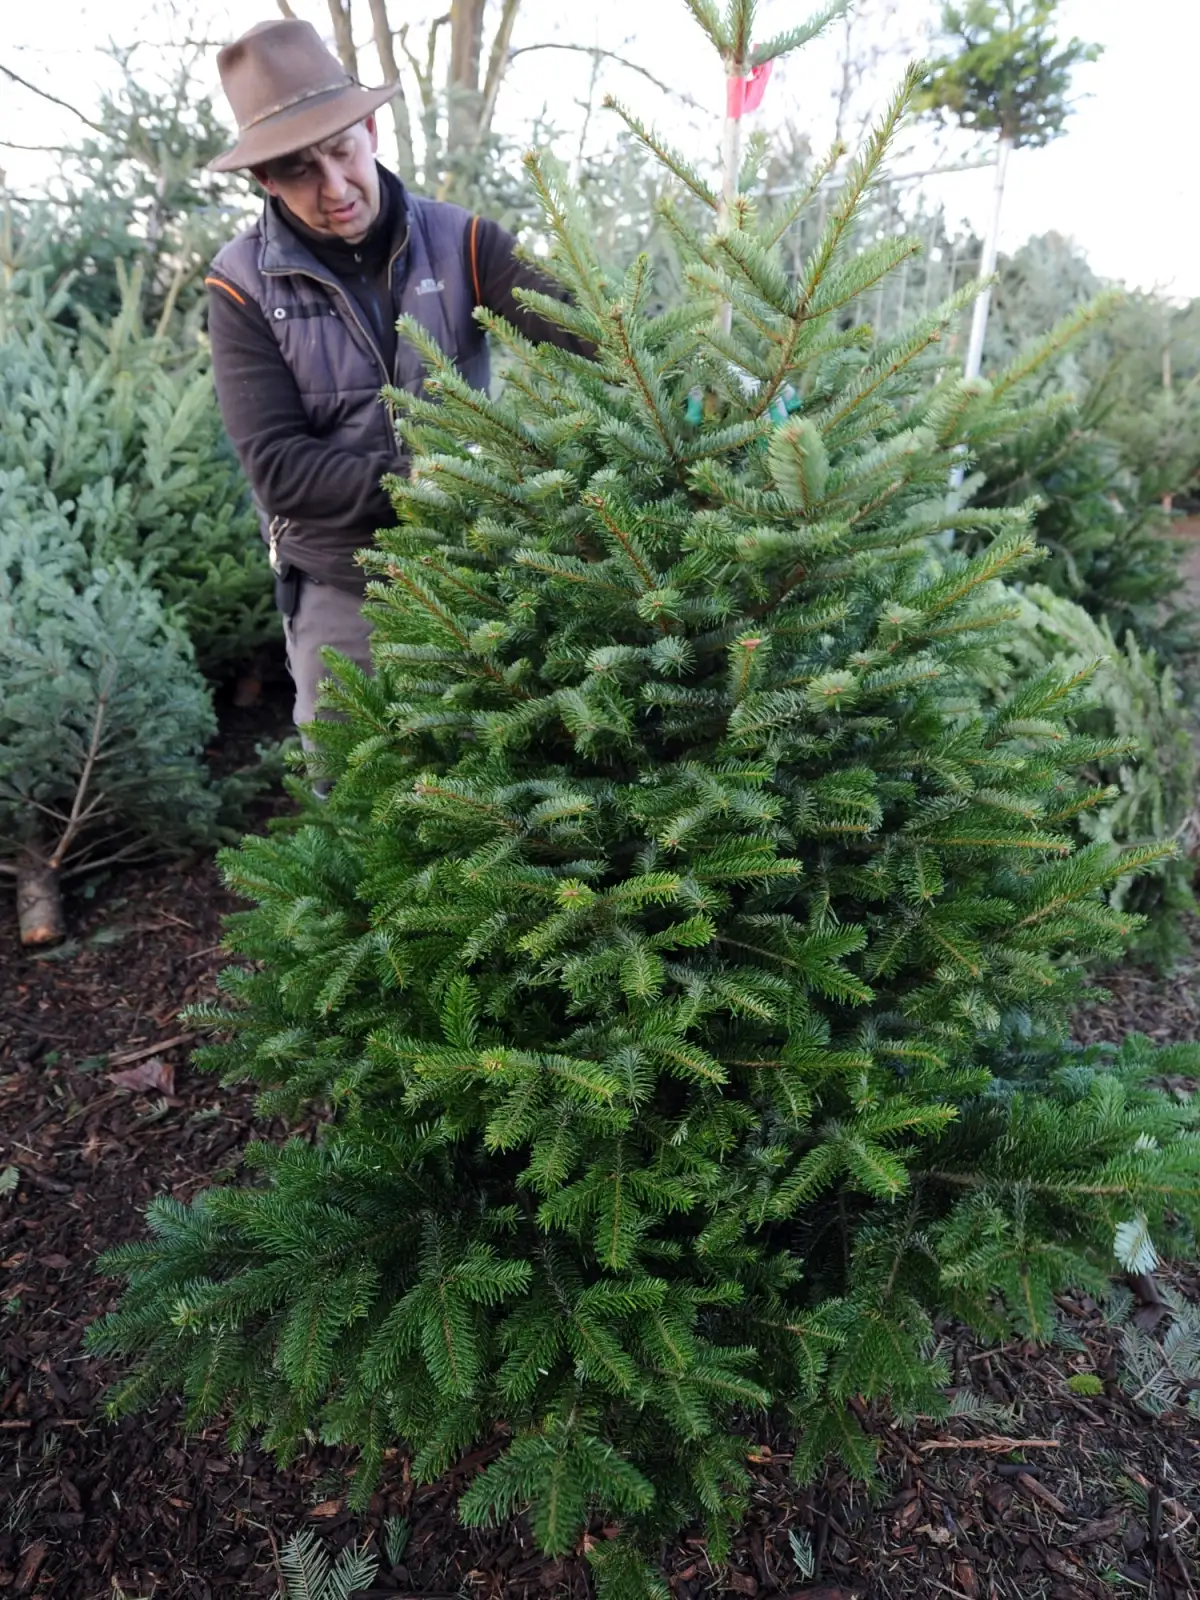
top-left (204, 275), bottom-right (247, 306)
top-left (469, 215), bottom-right (482, 305)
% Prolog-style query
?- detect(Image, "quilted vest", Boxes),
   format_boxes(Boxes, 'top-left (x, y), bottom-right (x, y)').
top-left (210, 183), bottom-right (489, 590)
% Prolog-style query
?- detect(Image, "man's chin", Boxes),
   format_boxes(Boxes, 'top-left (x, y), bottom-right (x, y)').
top-left (322, 206), bottom-right (365, 239)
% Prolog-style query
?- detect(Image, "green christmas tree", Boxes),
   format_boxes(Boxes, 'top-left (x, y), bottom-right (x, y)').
top-left (1, 222), bottom-right (277, 680)
top-left (988, 584), bottom-right (1199, 970)
top-left (91, 6), bottom-right (1200, 1594)
top-left (0, 499), bottom-right (223, 944)
top-left (967, 380), bottom-right (1190, 654)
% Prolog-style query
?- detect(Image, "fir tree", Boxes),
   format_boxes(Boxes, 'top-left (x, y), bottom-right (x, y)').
top-left (967, 379), bottom-right (1193, 657)
top-left (990, 584), bottom-right (1199, 969)
top-left (0, 508), bottom-right (222, 944)
top-left (91, 5), bottom-right (1200, 1594)
top-left (6, 47), bottom-right (248, 335)
top-left (0, 243), bottom-right (278, 679)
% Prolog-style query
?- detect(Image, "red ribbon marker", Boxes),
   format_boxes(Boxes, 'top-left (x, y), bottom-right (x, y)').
top-left (726, 59), bottom-right (773, 119)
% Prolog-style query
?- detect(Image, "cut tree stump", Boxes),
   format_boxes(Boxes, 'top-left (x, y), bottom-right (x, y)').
top-left (16, 852), bottom-right (64, 946)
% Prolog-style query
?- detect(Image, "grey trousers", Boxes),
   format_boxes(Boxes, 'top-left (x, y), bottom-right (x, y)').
top-left (283, 576), bottom-right (374, 730)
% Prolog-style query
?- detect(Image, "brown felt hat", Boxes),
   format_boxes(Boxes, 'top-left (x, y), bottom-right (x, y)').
top-left (208, 18), bottom-right (400, 172)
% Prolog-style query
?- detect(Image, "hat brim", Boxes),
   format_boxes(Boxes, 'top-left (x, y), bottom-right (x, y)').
top-left (208, 80), bottom-right (401, 173)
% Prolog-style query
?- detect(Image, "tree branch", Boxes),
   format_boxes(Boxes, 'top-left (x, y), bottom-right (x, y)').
top-left (49, 684), bottom-right (110, 870)
top-left (0, 63), bottom-right (104, 132)
top-left (399, 14), bottom-right (449, 110)
top-left (59, 839), bottom-right (158, 880)
top-left (326, 0), bottom-right (359, 78)
top-left (506, 43), bottom-right (707, 113)
top-left (476, 0), bottom-right (522, 149)
top-left (366, 0), bottom-right (415, 173)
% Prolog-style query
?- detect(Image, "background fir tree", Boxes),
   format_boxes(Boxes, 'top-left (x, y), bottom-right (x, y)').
top-left (0, 237), bottom-right (278, 680)
top-left (6, 47), bottom-right (248, 337)
top-left (92, 5), bottom-right (1200, 1594)
top-left (989, 585), bottom-right (1200, 970)
top-left (0, 504), bottom-right (223, 944)
top-left (965, 380), bottom-right (1193, 657)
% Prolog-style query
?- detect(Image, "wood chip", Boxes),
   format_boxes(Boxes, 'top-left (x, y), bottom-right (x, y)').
top-left (726, 1573), bottom-right (758, 1596)
top-left (105, 1032), bottom-right (193, 1068)
top-left (918, 1434), bottom-right (1060, 1454)
top-left (915, 1523), bottom-right (953, 1546)
top-left (1015, 1471), bottom-right (1068, 1515)
top-left (15, 1540), bottom-right (48, 1594)
top-left (952, 1560), bottom-right (980, 1598)
top-left (1073, 1514), bottom-right (1126, 1545)
top-left (307, 1498), bottom-right (343, 1518)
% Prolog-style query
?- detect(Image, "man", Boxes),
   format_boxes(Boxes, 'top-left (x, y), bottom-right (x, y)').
top-left (204, 18), bottom-right (585, 731)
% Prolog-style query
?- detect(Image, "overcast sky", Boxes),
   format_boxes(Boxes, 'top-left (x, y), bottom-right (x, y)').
top-left (1, 0), bottom-right (1192, 296)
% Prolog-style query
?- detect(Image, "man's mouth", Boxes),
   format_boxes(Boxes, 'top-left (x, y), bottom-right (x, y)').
top-left (327, 201), bottom-right (359, 223)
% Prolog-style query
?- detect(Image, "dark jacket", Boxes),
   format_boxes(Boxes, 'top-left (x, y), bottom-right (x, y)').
top-left (206, 168), bottom-right (582, 592)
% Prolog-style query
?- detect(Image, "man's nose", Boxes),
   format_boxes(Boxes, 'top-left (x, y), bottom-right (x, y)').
top-left (317, 158), bottom-right (352, 201)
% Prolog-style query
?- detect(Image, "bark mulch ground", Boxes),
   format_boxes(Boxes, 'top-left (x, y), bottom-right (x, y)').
top-left (2, 695), bottom-right (1199, 1599)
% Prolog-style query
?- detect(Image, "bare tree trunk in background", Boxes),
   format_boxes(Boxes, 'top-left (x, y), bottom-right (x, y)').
top-left (447, 0), bottom-right (486, 157)
top-left (476, 0), bottom-right (522, 152)
top-left (367, 0), bottom-right (416, 175)
top-left (325, 0), bottom-right (359, 78)
top-left (269, 0), bottom-right (521, 192)
top-left (400, 13), bottom-right (450, 188)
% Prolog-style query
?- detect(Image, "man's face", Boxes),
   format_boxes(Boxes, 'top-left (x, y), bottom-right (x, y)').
top-left (254, 117), bottom-right (381, 243)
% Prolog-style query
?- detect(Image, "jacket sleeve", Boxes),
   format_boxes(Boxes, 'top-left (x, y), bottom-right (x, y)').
top-left (465, 218), bottom-right (594, 357)
top-left (205, 276), bottom-right (397, 533)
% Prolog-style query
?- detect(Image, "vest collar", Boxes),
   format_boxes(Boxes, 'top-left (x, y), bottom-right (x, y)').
top-left (257, 163), bottom-right (410, 279)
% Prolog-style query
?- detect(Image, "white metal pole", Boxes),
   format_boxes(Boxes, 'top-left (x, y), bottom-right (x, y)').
top-left (948, 133), bottom-right (1013, 499)
top-left (962, 133), bottom-right (1013, 382)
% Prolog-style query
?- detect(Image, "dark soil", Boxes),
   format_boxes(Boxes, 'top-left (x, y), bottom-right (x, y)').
top-left (2, 687), bottom-right (1199, 1599)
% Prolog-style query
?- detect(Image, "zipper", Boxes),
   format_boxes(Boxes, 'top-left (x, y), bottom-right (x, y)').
top-left (262, 263), bottom-right (389, 381)
top-left (262, 221), bottom-right (411, 434)
top-left (385, 223), bottom-right (410, 387)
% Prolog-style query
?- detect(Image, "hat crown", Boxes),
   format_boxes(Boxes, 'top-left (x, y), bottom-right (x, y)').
top-left (208, 17), bottom-right (398, 171)
top-left (217, 19), bottom-right (352, 134)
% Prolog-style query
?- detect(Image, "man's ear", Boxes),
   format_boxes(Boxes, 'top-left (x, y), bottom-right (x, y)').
top-left (249, 165), bottom-right (275, 195)
top-left (365, 114), bottom-right (379, 155)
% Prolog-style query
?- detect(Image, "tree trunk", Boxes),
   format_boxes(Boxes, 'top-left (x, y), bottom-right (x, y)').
top-left (718, 57), bottom-right (746, 338)
top-left (476, 0), bottom-right (522, 153)
top-left (366, 0), bottom-right (416, 174)
top-left (16, 850), bottom-right (64, 947)
top-left (447, 0), bottom-right (486, 156)
top-left (326, 0), bottom-right (359, 79)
